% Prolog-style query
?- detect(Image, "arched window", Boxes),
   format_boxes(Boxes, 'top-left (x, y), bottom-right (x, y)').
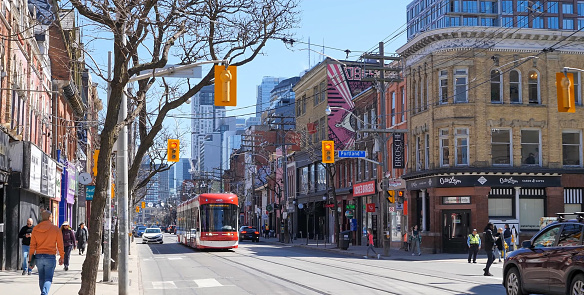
top-left (490, 69), bottom-right (502, 103)
top-left (528, 70), bottom-right (540, 104)
top-left (510, 70), bottom-right (521, 103)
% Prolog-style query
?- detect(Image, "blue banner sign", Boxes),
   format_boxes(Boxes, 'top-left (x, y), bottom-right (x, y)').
top-left (86, 185), bottom-right (95, 201)
top-left (338, 150), bottom-right (366, 158)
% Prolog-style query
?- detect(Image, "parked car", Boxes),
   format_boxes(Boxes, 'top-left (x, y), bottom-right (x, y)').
top-left (168, 225), bottom-right (176, 234)
top-left (239, 226), bottom-right (259, 242)
top-left (142, 227), bottom-right (164, 244)
top-left (135, 226), bottom-right (147, 237)
top-left (503, 213), bottom-right (584, 295)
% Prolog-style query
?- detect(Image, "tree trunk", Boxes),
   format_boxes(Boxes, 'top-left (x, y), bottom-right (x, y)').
top-left (111, 221), bottom-right (119, 271)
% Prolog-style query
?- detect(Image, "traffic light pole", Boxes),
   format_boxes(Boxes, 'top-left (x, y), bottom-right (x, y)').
top-left (377, 42), bottom-right (391, 257)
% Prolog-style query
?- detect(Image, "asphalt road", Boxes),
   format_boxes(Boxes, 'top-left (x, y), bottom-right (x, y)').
top-left (136, 234), bottom-right (507, 295)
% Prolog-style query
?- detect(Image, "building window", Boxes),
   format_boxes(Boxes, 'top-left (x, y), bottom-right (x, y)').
top-left (517, 0), bottom-right (528, 12)
top-left (463, 1), bottom-right (478, 12)
top-left (425, 133), bottom-right (430, 170)
top-left (488, 189), bottom-right (514, 218)
top-left (480, 1), bottom-right (496, 13)
top-left (528, 70), bottom-right (540, 104)
top-left (579, 19), bottom-right (584, 29)
top-left (463, 17), bottom-right (478, 26)
top-left (440, 129), bottom-right (449, 167)
top-left (439, 70), bottom-right (448, 104)
top-left (563, 131), bottom-right (582, 166)
top-left (564, 18), bottom-right (575, 29)
top-left (502, 0), bottom-right (513, 14)
top-left (579, 1), bottom-right (584, 16)
top-left (416, 136), bottom-right (423, 171)
top-left (391, 92), bottom-right (396, 126)
top-left (491, 129), bottom-right (512, 165)
top-left (567, 71), bottom-right (581, 105)
top-left (532, 1), bottom-right (543, 12)
top-left (521, 129), bottom-right (541, 166)
top-left (563, 3), bottom-right (574, 14)
top-left (455, 128), bottom-right (469, 166)
top-left (313, 86), bottom-right (319, 106)
top-left (517, 17), bottom-right (528, 28)
top-left (401, 87), bottom-right (405, 122)
top-left (503, 17), bottom-right (514, 27)
top-left (533, 16), bottom-right (544, 28)
top-left (454, 68), bottom-right (468, 103)
top-left (320, 81), bottom-right (326, 103)
top-left (490, 69), bottom-right (502, 103)
top-left (548, 17), bottom-right (559, 29)
top-left (548, 1), bottom-right (559, 13)
top-left (519, 189), bottom-right (546, 231)
top-left (509, 70), bottom-right (521, 103)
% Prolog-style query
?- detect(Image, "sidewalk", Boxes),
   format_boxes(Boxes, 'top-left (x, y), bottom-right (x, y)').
top-left (0, 241), bottom-right (141, 295)
top-left (262, 236), bottom-right (469, 261)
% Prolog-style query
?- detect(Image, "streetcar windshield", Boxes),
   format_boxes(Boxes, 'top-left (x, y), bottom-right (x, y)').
top-left (200, 203), bottom-right (238, 232)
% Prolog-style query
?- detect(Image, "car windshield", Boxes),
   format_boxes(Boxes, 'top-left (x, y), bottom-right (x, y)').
top-left (137, 226), bottom-right (146, 230)
top-left (241, 227), bottom-right (256, 232)
top-left (145, 228), bottom-right (161, 233)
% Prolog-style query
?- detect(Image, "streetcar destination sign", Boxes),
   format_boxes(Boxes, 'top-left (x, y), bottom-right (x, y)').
top-left (338, 150), bottom-right (366, 158)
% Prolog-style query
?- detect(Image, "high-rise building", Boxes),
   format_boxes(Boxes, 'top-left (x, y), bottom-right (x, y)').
top-left (191, 85), bottom-right (226, 174)
top-left (256, 77), bottom-right (285, 117)
top-left (407, 0), bottom-right (578, 40)
top-left (267, 77), bottom-right (299, 130)
top-left (158, 167), bottom-right (171, 201)
top-left (175, 158), bottom-right (192, 191)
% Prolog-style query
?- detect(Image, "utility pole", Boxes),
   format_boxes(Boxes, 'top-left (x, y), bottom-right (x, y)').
top-left (117, 24), bottom-right (130, 295)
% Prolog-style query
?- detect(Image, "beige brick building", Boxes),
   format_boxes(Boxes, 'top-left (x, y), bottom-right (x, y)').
top-left (398, 27), bottom-right (584, 253)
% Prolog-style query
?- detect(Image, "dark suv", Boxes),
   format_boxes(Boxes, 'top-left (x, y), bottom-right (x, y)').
top-left (503, 213), bottom-right (584, 295)
top-left (239, 226), bottom-right (260, 242)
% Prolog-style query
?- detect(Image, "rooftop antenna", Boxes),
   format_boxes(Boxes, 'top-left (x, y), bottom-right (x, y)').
top-left (322, 38), bottom-right (325, 62)
top-left (308, 37), bottom-right (311, 67)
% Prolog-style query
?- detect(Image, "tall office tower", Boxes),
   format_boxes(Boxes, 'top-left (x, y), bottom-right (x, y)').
top-left (255, 77), bottom-right (285, 117)
top-left (245, 117), bottom-right (261, 127)
top-left (267, 76), bottom-right (300, 130)
top-left (175, 158), bottom-right (192, 191)
top-left (191, 85), bottom-right (226, 175)
top-left (158, 167), bottom-right (171, 201)
top-left (168, 165), bottom-right (175, 190)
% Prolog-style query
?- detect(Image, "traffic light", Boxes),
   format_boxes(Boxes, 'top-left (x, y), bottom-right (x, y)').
top-left (397, 191), bottom-right (404, 203)
top-left (214, 65), bottom-right (237, 106)
top-left (322, 140), bottom-right (335, 163)
top-left (556, 72), bottom-right (575, 113)
top-left (386, 190), bottom-right (395, 203)
top-left (167, 139), bottom-right (180, 162)
top-left (141, 201), bottom-right (145, 209)
top-left (93, 150), bottom-right (99, 176)
top-left (135, 206), bottom-right (140, 213)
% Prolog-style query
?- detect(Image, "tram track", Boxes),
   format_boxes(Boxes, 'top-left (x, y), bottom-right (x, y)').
top-left (205, 248), bottom-right (480, 295)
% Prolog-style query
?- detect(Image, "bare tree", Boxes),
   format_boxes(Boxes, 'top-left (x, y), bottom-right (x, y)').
top-left (69, 0), bottom-right (300, 293)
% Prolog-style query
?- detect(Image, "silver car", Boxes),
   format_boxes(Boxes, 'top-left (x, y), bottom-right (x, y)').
top-left (142, 228), bottom-right (163, 244)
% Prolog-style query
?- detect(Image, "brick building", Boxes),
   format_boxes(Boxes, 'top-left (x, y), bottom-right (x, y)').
top-left (398, 26), bottom-right (584, 253)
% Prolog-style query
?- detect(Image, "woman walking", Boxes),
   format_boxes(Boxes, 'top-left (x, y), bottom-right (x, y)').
top-left (76, 222), bottom-right (88, 255)
top-left (61, 221), bottom-right (76, 271)
top-left (411, 225), bottom-right (422, 256)
top-left (364, 228), bottom-right (380, 259)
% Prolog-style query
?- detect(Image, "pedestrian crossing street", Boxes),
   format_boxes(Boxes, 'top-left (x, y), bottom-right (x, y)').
top-left (150, 278), bottom-right (228, 289)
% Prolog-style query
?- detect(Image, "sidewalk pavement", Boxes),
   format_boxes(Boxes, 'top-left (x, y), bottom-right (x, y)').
top-left (0, 241), bottom-right (142, 295)
top-left (262, 236), bottom-right (470, 261)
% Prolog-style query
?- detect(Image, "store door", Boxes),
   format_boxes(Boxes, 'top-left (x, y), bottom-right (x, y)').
top-left (442, 210), bottom-right (470, 253)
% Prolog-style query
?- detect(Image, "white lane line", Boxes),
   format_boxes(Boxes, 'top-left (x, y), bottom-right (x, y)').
top-left (167, 257), bottom-right (183, 260)
top-left (152, 281), bottom-right (177, 289)
top-left (194, 278), bottom-right (223, 288)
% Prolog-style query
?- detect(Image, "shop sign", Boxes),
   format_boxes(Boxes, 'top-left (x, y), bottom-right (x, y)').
top-left (353, 180), bottom-right (376, 197)
top-left (392, 133), bottom-right (405, 168)
top-left (66, 163), bottom-right (76, 204)
top-left (85, 185), bottom-right (95, 201)
top-left (345, 210), bottom-right (354, 218)
top-left (29, 144), bottom-right (42, 193)
top-left (78, 184), bottom-right (86, 207)
top-left (366, 203), bottom-right (375, 212)
top-left (346, 204), bottom-right (356, 209)
top-left (47, 158), bottom-right (56, 198)
top-left (442, 196), bottom-right (471, 204)
top-left (407, 175), bottom-right (561, 190)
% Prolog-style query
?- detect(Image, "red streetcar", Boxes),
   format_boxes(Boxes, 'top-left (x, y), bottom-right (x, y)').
top-left (176, 193), bottom-right (239, 249)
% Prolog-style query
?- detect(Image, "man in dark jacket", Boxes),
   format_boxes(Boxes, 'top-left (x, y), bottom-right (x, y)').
top-left (76, 223), bottom-right (88, 255)
top-left (18, 218), bottom-right (34, 275)
top-left (483, 222), bottom-right (497, 276)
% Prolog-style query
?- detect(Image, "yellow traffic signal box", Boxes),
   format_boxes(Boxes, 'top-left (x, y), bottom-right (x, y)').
top-left (214, 65), bottom-right (237, 106)
top-left (141, 201), bottom-right (145, 209)
top-left (93, 150), bottom-right (99, 176)
top-left (167, 139), bottom-right (180, 162)
top-left (556, 72), bottom-right (575, 113)
top-left (386, 190), bottom-right (395, 203)
top-left (136, 206), bottom-right (140, 213)
top-left (322, 140), bottom-right (335, 163)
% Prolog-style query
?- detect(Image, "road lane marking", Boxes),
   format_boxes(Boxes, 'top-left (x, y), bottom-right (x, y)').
top-left (194, 278), bottom-right (223, 288)
top-left (152, 281), bottom-right (177, 289)
top-left (167, 257), bottom-right (183, 260)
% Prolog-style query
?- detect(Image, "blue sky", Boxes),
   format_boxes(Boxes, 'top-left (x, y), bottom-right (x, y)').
top-left (85, 0), bottom-right (409, 158)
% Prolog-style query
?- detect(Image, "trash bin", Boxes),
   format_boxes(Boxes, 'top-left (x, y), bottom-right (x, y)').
top-left (339, 230), bottom-right (351, 250)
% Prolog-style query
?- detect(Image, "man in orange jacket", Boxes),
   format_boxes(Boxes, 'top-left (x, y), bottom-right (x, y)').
top-left (29, 210), bottom-right (64, 295)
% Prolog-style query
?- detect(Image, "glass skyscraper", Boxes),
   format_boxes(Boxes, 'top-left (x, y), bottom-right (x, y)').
top-left (407, 0), bottom-right (583, 40)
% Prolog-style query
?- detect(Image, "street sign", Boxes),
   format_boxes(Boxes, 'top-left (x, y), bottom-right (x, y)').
top-left (396, 203), bottom-right (403, 211)
top-left (389, 206), bottom-right (395, 212)
top-left (338, 150), bottom-right (366, 158)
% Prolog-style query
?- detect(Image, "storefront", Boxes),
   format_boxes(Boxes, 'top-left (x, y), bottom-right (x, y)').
top-left (406, 173), bottom-right (562, 253)
top-left (6, 142), bottom-right (57, 270)
top-left (59, 162), bottom-right (77, 226)
top-left (352, 180), bottom-right (377, 247)
top-left (0, 130), bottom-right (11, 270)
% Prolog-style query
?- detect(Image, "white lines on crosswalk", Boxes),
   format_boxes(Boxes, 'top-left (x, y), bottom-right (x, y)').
top-left (194, 278), bottom-right (223, 288)
top-left (152, 281), bottom-right (177, 289)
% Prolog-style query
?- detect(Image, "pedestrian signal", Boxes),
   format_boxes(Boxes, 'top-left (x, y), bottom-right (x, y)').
top-left (214, 65), bottom-right (237, 106)
top-left (386, 190), bottom-right (395, 203)
top-left (167, 139), bottom-right (180, 162)
top-left (556, 72), bottom-right (575, 113)
top-left (322, 140), bottom-right (334, 163)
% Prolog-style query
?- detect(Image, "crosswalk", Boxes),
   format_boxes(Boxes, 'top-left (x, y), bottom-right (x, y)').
top-left (149, 278), bottom-right (226, 289)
